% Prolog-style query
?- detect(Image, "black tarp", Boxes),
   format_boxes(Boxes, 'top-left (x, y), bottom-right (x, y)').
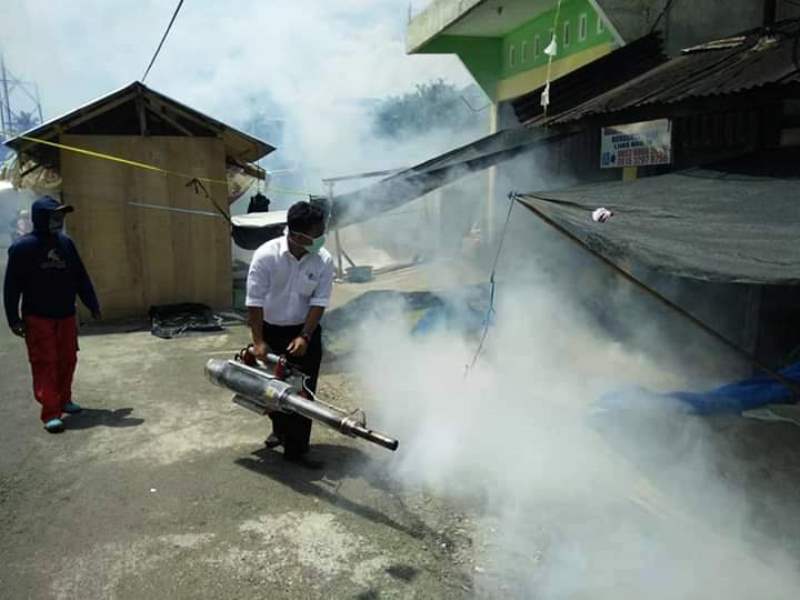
top-left (331, 127), bottom-right (567, 228)
top-left (230, 210), bottom-right (287, 250)
top-left (149, 303), bottom-right (223, 339)
top-left (516, 167), bottom-right (800, 284)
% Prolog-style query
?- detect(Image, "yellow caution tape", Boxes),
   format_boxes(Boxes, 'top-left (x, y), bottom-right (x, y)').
top-left (19, 135), bottom-right (313, 196)
top-left (20, 135), bottom-right (228, 185)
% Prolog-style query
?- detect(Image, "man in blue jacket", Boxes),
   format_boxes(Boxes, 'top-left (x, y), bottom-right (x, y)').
top-left (3, 196), bottom-right (101, 433)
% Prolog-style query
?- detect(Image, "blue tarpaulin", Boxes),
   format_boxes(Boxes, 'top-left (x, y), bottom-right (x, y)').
top-left (597, 362), bottom-right (800, 416)
top-left (669, 362), bottom-right (800, 415)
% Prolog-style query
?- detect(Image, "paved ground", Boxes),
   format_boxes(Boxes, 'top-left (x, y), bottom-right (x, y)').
top-left (0, 240), bottom-right (487, 599)
top-left (3, 244), bottom-right (800, 599)
top-left (0, 319), bottom-right (485, 599)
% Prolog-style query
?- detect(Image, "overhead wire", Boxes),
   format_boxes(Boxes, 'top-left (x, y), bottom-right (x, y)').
top-left (650, 0), bottom-right (676, 34)
top-left (464, 195), bottom-right (515, 378)
top-left (142, 0), bottom-right (186, 82)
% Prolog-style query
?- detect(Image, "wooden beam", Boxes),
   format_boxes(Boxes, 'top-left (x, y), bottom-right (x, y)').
top-left (11, 92), bottom-right (137, 157)
top-left (146, 96), bottom-right (222, 135)
top-left (226, 160), bottom-right (266, 180)
top-left (136, 95), bottom-right (148, 136)
top-left (62, 92), bottom-right (138, 132)
top-left (145, 102), bottom-right (193, 135)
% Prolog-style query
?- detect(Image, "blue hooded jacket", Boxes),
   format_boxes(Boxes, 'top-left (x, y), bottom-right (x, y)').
top-left (3, 197), bottom-right (100, 327)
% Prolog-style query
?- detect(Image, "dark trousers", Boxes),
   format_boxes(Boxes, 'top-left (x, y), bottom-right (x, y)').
top-left (262, 322), bottom-right (323, 457)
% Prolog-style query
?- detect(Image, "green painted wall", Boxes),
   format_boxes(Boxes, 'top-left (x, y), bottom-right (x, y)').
top-left (420, 35), bottom-right (502, 100)
top-left (413, 0), bottom-right (615, 100)
top-left (501, 0), bottom-right (614, 78)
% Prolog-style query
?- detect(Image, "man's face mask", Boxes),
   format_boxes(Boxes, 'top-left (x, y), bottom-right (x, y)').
top-left (294, 231), bottom-right (326, 254)
top-left (48, 213), bottom-right (65, 233)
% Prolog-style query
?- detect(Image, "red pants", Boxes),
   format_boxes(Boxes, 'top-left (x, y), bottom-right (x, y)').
top-left (24, 315), bottom-right (78, 422)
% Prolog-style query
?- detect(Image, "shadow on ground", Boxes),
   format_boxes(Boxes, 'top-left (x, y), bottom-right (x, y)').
top-left (235, 443), bottom-right (449, 545)
top-left (353, 564), bottom-right (425, 600)
top-left (63, 407), bottom-right (144, 430)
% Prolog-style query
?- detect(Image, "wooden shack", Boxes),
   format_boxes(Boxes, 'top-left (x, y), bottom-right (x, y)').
top-left (5, 82), bottom-right (273, 319)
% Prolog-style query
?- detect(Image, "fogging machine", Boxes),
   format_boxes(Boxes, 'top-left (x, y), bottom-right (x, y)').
top-left (205, 349), bottom-right (399, 451)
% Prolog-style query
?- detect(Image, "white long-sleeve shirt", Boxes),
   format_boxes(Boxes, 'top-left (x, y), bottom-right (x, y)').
top-left (245, 235), bottom-right (335, 326)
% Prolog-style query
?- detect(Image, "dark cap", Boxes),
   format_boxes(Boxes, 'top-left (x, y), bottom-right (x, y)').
top-left (33, 196), bottom-right (74, 214)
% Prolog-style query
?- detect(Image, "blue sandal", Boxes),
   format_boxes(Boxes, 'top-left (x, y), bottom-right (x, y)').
top-left (44, 418), bottom-right (65, 433)
top-left (63, 402), bottom-right (82, 414)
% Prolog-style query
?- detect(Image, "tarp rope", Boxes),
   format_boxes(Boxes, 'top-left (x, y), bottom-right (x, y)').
top-left (464, 195), bottom-right (515, 378)
top-left (540, 0), bottom-right (564, 116)
top-left (513, 191), bottom-right (800, 398)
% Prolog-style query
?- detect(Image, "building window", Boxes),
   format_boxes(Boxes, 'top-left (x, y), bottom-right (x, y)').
top-left (563, 21), bottom-right (571, 47)
top-left (597, 15), bottom-right (605, 34)
top-left (579, 14), bottom-right (588, 41)
top-left (521, 41), bottom-right (529, 62)
top-left (534, 34), bottom-right (541, 57)
top-left (509, 44), bottom-right (517, 68)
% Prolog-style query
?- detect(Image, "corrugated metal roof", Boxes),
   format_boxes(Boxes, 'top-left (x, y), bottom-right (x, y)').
top-left (331, 126), bottom-right (569, 228)
top-left (513, 33), bottom-right (668, 126)
top-left (547, 19), bottom-right (800, 125)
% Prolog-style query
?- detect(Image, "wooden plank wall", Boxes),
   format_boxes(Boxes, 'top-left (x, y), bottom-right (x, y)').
top-left (60, 135), bottom-right (231, 319)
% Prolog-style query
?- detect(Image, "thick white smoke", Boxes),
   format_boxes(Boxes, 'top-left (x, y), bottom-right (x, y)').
top-left (346, 188), bottom-right (800, 598)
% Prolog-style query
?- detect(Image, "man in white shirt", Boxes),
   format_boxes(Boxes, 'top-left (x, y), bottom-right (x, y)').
top-left (245, 201), bottom-right (335, 463)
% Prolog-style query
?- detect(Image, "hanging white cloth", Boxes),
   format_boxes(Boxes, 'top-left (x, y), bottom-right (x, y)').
top-left (544, 35), bottom-right (558, 57)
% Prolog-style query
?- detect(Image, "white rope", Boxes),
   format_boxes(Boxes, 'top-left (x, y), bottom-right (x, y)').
top-left (541, 0), bottom-right (565, 115)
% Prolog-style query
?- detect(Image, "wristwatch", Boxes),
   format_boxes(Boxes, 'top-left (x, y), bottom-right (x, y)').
top-left (300, 331), bottom-right (312, 343)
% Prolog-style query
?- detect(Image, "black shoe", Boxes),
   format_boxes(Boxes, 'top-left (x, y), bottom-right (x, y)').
top-left (265, 433), bottom-right (283, 449)
top-left (283, 453), bottom-right (324, 470)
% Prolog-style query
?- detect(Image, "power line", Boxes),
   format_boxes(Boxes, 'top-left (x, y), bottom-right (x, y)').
top-left (142, 0), bottom-right (186, 82)
top-left (650, 0), bottom-right (676, 34)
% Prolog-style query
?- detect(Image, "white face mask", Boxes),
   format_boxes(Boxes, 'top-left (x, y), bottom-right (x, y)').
top-left (293, 231), bottom-right (326, 254)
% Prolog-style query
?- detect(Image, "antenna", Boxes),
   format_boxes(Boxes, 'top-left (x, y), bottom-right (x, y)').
top-left (0, 53), bottom-right (44, 160)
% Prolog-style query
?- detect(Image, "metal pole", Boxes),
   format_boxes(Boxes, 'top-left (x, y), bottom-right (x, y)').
top-left (34, 84), bottom-right (43, 123)
top-left (328, 180), bottom-right (344, 278)
top-left (0, 57), bottom-right (8, 138)
top-left (0, 56), bottom-right (14, 135)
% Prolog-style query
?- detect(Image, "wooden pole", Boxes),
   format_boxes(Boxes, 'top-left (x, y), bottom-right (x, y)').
top-left (763, 0), bottom-right (777, 25)
top-left (327, 181), bottom-right (344, 278)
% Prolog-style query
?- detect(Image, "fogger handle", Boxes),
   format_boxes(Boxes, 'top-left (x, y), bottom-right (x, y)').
top-left (241, 347), bottom-right (297, 374)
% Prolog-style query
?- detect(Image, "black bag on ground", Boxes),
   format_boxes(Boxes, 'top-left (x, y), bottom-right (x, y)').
top-left (148, 303), bottom-right (224, 339)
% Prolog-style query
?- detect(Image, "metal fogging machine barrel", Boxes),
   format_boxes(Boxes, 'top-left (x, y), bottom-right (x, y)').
top-left (205, 353), bottom-right (399, 451)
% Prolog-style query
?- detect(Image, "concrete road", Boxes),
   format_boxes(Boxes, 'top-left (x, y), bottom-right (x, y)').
top-left (5, 249), bottom-right (800, 599)
top-left (0, 284), bottom-right (474, 597)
